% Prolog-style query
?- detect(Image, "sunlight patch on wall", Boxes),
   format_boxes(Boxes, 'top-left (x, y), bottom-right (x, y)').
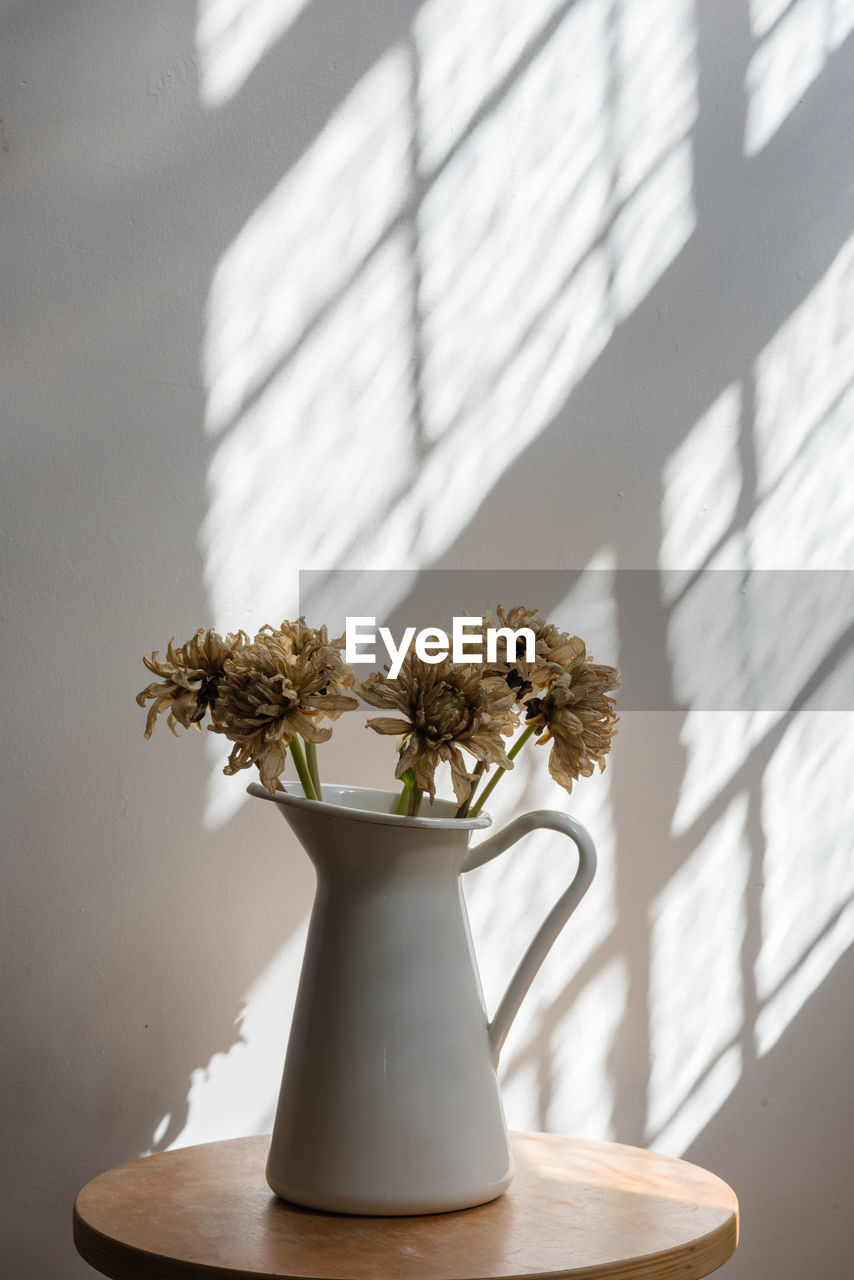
top-left (749, 0), bottom-right (796, 36)
top-left (751, 231), bottom-right (854, 564)
top-left (542, 958), bottom-right (629, 1139)
top-left (754, 712), bottom-right (854, 1055)
top-left (605, 0), bottom-right (697, 317)
top-left (652, 1045), bottom-right (743, 1157)
top-left (755, 899), bottom-right (854, 1057)
top-left (414, 0), bottom-right (571, 173)
top-left (196, 0), bottom-right (310, 107)
top-left (741, 399), bottom-right (854, 720)
top-left (670, 711), bottom-right (778, 839)
top-left (658, 383), bottom-right (743, 597)
top-left (745, 0), bottom-right (854, 155)
top-left (203, 47), bottom-right (412, 440)
top-left (154, 920), bottom-right (309, 1150)
top-left (552, 548), bottom-right (620, 662)
top-left (416, 0), bottom-right (615, 458)
top-left (203, 733), bottom-right (246, 830)
top-left (198, 46), bottom-right (416, 641)
top-left (658, 386), bottom-right (762, 834)
top-left (753, 231), bottom-right (854, 502)
top-left (646, 796), bottom-right (749, 1154)
top-left (609, 141), bottom-right (695, 320)
top-left (415, 0), bottom-right (697, 419)
top-left (202, 230), bottom-right (416, 632)
top-left (749, 386), bottom-right (854, 572)
top-left (402, 0), bottom-right (696, 560)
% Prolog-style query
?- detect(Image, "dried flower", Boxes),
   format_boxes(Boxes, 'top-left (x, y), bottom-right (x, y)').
top-left (478, 605), bottom-right (585, 704)
top-left (136, 628), bottom-right (246, 739)
top-left (211, 619), bottom-right (358, 795)
top-left (524, 647), bottom-right (620, 793)
top-left (138, 607), bottom-right (619, 814)
top-left (358, 652), bottom-right (518, 805)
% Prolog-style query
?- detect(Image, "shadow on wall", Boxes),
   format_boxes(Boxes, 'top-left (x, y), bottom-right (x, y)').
top-left (102, 0), bottom-right (854, 1274)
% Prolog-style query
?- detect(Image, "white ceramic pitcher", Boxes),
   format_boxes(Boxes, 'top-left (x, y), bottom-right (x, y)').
top-left (249, 781), bottom-right (597, 1215)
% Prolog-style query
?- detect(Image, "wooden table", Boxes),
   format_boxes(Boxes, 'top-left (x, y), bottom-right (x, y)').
top-left (73, 1131), bottom-right (738, 1280)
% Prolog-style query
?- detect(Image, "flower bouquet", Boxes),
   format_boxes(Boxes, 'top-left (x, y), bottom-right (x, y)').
top-left (136, 606), bottom-right (619, 817)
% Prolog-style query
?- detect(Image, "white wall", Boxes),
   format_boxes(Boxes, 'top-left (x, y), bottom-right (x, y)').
top-left (2, 2), bottom-right (853, 1276)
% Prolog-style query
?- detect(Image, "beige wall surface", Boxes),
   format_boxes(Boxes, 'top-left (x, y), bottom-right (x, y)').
top-left (2, 2), bottom-right (852, 1277)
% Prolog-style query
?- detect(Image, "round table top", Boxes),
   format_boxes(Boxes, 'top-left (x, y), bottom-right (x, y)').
top-left (73, 1131), bottom-right (738, 1280)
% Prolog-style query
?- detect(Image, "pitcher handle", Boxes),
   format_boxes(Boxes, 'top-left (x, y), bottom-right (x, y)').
top-left (463, 811), bottom-right (597, 1064)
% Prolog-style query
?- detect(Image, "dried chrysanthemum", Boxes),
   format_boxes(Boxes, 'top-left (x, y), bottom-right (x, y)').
top-left (523, 646), bottom-right (620, 793)
top-left (136, 628), bottom-right (246, 739)
top-left (211, 619), bottom-right (358, 795)
top-left (477, 605), bottom-right (585, 705)
top-left (358, 652), bottom-right (519, 805)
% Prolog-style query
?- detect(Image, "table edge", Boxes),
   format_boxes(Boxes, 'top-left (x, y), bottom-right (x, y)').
top-left (73, 1133), bottom-right (739, 1280)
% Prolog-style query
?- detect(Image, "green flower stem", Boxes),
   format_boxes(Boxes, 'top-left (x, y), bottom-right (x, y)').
top-left (393, 742), bottom-right (412, 815)
top-left (395, 766), bottom-right (420, 816)
top-left (393, 741), bottom-right (424, 817)
top-left (305, 738), bottom-right (323, 801)
top-left (290, 736), bottom-right (318, 802)
top-left (468, 723), bottom-right (539, 818)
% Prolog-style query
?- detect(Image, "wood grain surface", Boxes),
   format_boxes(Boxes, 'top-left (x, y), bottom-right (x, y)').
top-left (73, 1131), bottom-right (738, 1280)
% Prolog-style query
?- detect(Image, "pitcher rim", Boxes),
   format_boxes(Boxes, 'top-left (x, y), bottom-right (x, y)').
top-left (247, 781), bottom-right (492, 830)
